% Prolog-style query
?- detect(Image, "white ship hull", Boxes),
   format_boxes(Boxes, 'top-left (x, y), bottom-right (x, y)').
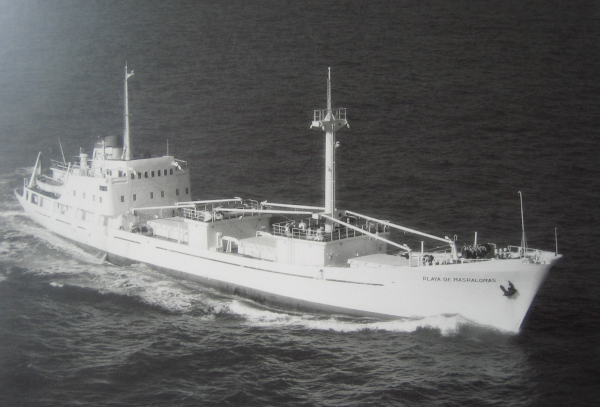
top-left (15, 188), bottom-right (558, 332)
top-left (15, 67), bottom-right (562, 333)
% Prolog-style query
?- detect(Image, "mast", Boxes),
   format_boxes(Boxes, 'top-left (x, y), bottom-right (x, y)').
top-left (123, 64), bottom-right (134, 160)
top-left (519, 191), bottom-right (527, 255)
top-left (311, 68), bottom-right (349, 232)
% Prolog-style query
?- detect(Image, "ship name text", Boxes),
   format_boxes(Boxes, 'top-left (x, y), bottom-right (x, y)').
top-left (423, 277), bottom-right (497, 283)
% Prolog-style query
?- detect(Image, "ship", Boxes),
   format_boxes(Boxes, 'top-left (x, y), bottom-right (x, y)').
top-left (14, 66), bottom-right (562, 332)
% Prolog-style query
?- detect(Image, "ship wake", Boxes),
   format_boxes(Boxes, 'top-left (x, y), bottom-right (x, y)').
top-left (226, 299), bottom-right (471, 336)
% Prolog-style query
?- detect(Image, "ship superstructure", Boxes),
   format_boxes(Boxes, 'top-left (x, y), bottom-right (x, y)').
top-left (15, 67), bottom-right (562, 332)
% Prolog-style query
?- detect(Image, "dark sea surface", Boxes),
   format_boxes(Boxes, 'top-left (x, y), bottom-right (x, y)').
top-left (1, 1), bottom-right (599, 406)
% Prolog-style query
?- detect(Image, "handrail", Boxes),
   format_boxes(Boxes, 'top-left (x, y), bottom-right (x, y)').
top-left (50, 159), bottom-right (70, 171)
top-left (271, 222), bottom-right (364, 242)
top-left (313, 107), bottom-right (346, 122)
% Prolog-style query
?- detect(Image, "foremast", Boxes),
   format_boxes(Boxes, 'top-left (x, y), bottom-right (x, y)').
top-left (122, 64), bottom-right (134, 161)
top-left (311, 68), bottom-right (349, 233)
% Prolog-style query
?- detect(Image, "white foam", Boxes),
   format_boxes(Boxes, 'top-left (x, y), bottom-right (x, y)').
top-left (5, 217), bottom-right (107, 265)
top-left (226, 300), bottom-right (466, 335)
top-left (0, 210), bottom-right (27, 218)
top-left (66, 263), bottom-right (229, 316)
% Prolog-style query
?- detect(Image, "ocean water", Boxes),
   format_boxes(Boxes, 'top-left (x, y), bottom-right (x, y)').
top-left (1, 1), bottom-right (599, 406)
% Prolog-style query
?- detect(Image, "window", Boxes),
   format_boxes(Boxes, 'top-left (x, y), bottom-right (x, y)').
top-left (158, 170), bottom-right (161, 177)
top-left (82, 193), bottom-right (86, 199)
top-left (185, 188), bottom-right (189, 195)
top-left (137, 172), bottom-right (141, 179)
top-left (93, 195), bottom-right (96, 202)
top-left (161, 191), bottom-right (164, 198)
top-left (176, 189), bottom-right (179, 196)
top-left (151, 171), bottom-right (155, 177)
top-left (99, 186), bottom-right (108, 191)
top-left (133, 194), bottom-right (137, 201)
top-left (73, 190), bottom-right (76, 196)
top-left (121, 196), bottom-right (125, 202)
top-left (145, 172), bottom-right (148, 178)
top-left (164, 169), bottom-right (167, 176)
top-left (99, 197), bottom-right (103, 203)
top-left (170, 169), bottom-right (173, 175)
top-left (131, 172), bottom-right (135, 180)
top-left (150, 192), bottom-right (154, 199)
top-left (118, 170), bottom-right (124, 177)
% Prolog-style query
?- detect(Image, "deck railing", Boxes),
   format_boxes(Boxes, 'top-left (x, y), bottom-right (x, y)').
top-left (272, 218), bottom-right (387, 242)
top-left (49, 159), bottom-right (70, 172)
top-left (180, 199), bottom-right (262, 222)
top-left (312, 107), bottom-right (347, 122)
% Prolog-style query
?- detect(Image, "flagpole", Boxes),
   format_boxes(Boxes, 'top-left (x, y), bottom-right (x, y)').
top-left (123, 63), bottom-right (134, 160)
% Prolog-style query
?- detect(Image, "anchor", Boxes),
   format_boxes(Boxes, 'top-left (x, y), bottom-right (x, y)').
top-left (500, 281), bottom-right (517, 297)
